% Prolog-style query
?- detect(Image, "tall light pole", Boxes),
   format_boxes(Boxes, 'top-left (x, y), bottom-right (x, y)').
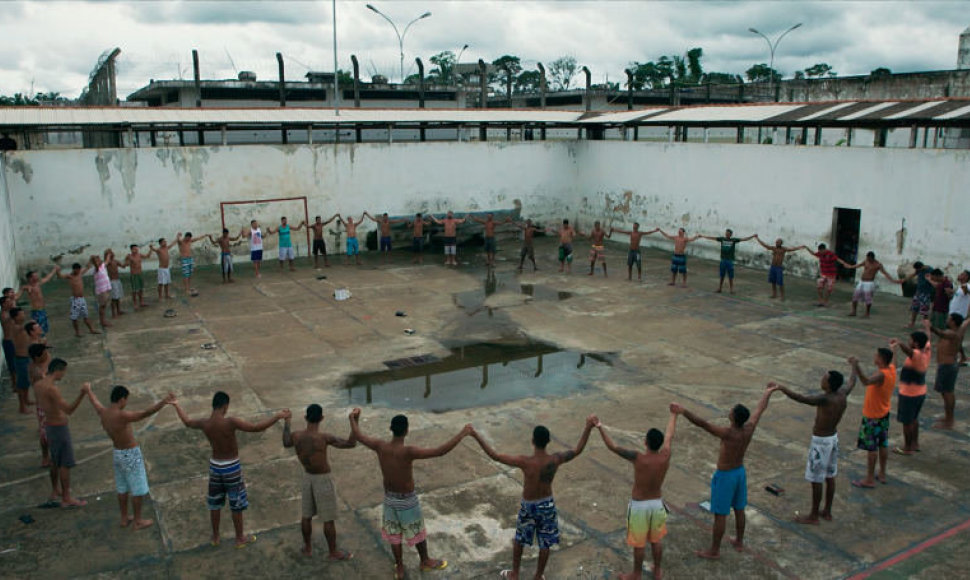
top-left (332, 0), bottom-right (339, 115)
top-left (748, 23), bottom-right (802, 100)
top-left (365, 4), bottom-right (432, 83)
top-left (454, 44), bottom-right (469, 85)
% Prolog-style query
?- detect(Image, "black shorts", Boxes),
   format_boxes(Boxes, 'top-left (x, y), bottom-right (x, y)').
top-left (897, 394), bottom-right (925, 424)
top-left (412, 237), bottom-right (424, 253)
top-left (312, 239), bottom-right (326, 256)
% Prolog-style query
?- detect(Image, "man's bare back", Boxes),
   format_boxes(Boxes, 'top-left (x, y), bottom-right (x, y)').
top-left (67, 271), bottom-right (85, 297)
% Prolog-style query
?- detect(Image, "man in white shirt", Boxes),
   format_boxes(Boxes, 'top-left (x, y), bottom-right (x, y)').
top-left (949, 270), bottom-right (970, 364)
top-left (242, 220), bottom-right (264, 278)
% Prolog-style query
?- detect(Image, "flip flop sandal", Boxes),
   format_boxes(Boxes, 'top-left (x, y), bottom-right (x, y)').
top-left (892, 447), bottom-right (913, 456)
top-left (235, 534), bottom-right (257, 548)
top-left (328, 550), bottom-right (354, 561)
top-left (163, 309), bottom-right (177, 318)
top-left (420, 559), bottom-right (447, 571)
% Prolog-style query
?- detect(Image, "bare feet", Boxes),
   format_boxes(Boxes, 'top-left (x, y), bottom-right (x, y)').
top-left (133, 518), bottom-right (154, 530)
top-left (301, 545), bottom-right (312, 557)
top-left (89, 329), bottom-right (101, 334)
top-left (695, 549), bottom-right (720, 560)
top-left (62, 498), bottom-right (87, 508)
top-left (394, 563), bottom-right (406, 580)
top-left (328, 549), bottom-right (353, 561)
top-left (933, 420), bottom-right (954, 430)
top-left (729, 538), bottom-right (744, 552)
top-left (121, 516), bottom-right (134, 528)
top-left (820, 512), bottom-right (833, 521)
top-left (794, 514), bottom-right (819, 525)
top-left (852, 479), bottom-right (876, 489)
top-left (618, 572), bottom-right (643, 580)
top-left (877, 474), bottom-right (888, 484)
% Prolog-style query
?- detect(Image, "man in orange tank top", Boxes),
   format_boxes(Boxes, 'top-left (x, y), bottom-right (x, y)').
top-left (890, 321), bottom-right (932, 455)
top-left (849, 348), bottom-right (896, 489)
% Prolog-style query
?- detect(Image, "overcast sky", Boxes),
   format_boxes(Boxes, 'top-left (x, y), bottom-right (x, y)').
top-left (1, 1), bottom-right (967, 99)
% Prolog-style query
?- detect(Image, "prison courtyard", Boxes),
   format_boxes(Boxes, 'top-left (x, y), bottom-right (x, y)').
top-left (1, 240), bottom-right (969, 579)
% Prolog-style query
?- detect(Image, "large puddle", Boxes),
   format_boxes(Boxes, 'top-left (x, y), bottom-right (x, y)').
top-left (344, 340), bottom-right (612, 412)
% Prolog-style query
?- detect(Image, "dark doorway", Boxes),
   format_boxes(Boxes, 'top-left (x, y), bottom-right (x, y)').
top-left (833, 208), bottom-right (861, 281)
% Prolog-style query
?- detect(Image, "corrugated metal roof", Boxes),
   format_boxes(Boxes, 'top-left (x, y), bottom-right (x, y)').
top-left (2, 99), bottom-right (969, 129)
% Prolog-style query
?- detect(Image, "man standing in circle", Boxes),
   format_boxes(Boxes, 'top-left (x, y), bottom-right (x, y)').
top-left (242, 220), bottom-right (265, 278)
top-left (268, 217), bottom-right (306, 272)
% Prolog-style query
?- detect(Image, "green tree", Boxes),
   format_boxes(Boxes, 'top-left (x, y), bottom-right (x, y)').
top-left (701, 72), bottom-right (742, 84)
top-left (336, 70), bottom-right (354, 85)
top-left (515, 69), bottom-right (543, 93)
top-left (870, 67), bottom-right (892, 78)
top-left (804, 63), bottom-right (835, 78)
top-left (745, 63), bottom-right (781, 83)
top-left (685, 47), bottom-right (704, 83)
top-left (491, 55), bottom-right (522, 92)
top-left (549, 56), bottom-right (578, 90)
top-left (428, 51), bottom-right (457, 84)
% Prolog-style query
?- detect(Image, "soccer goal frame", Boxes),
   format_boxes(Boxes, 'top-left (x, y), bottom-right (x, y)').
top-left (220, 196), bottom-right (311, 251)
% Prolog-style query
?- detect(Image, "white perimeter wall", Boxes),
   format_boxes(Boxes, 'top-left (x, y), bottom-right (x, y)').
top-left (0, 156), bottom-right (18, 291)
top-left (3, 140), bottom-right (969, 285)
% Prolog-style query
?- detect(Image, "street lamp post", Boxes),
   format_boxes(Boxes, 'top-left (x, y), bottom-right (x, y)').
top-left (365, 4), bottom-right (432, 83)
top-left (748, 23), bottom-right (802, 100)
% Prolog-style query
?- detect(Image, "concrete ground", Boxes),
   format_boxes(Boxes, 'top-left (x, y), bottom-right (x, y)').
top-left (2, 239), bottom-right (969, 580)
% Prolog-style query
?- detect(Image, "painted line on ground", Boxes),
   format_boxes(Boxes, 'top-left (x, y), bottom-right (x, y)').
top-left (845, 516), bottom-right (970, 580)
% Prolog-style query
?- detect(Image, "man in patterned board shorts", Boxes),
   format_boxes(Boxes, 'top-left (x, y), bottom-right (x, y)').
top-left (773, 371), bottom-right (855, 524)
top-left (595, 410), bottom-right (678, 580)
top-left (468, 418), bottom-right (597, 580)
top-left (84, 385), bottom-right (174, 529)
top-left (173, 391), bottom-right (289, 547)
top-left (350, 410), bottom-right (468, 580)
top-left (849, 348), bottom-right (896, 488)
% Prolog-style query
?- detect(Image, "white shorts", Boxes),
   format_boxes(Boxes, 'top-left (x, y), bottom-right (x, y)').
top-left (805, 433), bottom-right (838, 483)
top-left (110, 279), bottom-right (124, 300)
top-left (157, 267), bottom-right (171, 285)
top-left (444, 245), bottom-right (457, 256)
top-left (279, 246), bottom-right (295, 261)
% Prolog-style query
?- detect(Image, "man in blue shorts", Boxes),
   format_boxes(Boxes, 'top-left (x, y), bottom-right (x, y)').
top-left (701, 228), bottom-right (756, 294)
top-left (660, 228), bottom-right (700, 287)
top-left (671, 385), bottom-right (776, 559)
top-left (754, 236), bottom-right (805, 300)
top-left (469, 417), bottom-right (596, 580)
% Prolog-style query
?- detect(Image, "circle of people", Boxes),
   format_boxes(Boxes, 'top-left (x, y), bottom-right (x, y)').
top-left (3, 211), bottom-right (970, 580)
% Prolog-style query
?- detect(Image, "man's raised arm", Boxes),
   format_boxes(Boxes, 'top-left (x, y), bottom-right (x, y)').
top-left (557, 415), bottom-right (597, 464)
top-left (326, 429), bottom-right (357, 449)
top-left (125, 393), bottom-right (175, 422)
top-left (409, 424), bottom-right (472, 460)
top-left (282, 415), bottom-right (295, 448)
top-left (770, 381), bottom-right (825, 406)
top-left (172, 401), bottom-right (205, 429)
top-left (469, 427), bottom-right (522, 467)
top-left (670, 403), bottom-right (728, 438)
top-left (662, 411), bottom-right (678, 454)
top-left (232, 409), bottom-right (290, 433)
top-left (847, 356), bottom-right (884, 387)
top-left (349, 408), bottom-right (381, 450)
top-left (85, 385), bottom-right (106, 416)
top-left (747, 385), bottom-right (778, 429)
top-left (754, 235), bottom-right (774, 250)
top-left (595, 421), bottom-right (638, 462)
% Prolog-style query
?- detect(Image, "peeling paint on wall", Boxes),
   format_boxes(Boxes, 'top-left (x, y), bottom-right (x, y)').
top-left (8, 158), bottom-right (33, 184)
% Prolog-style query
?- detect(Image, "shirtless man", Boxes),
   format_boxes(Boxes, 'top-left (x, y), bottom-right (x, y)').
top-left (1, 295), bottom-right (18, 389)
top-left (753, 236), bottom-right (805, 300)
top-left (28, 343), bottom-right (52, 467)
top-left (55, 262), bottom-right (99, 336)
top-left (282, 404), bottom-right (356, 559)
top-left (267, 217), bottom-right (306, 272)
top-left (469, 213), bottom-right (506, 267)
top-left (555, 219), bottom-right (578, 273)
top-left (470, 418), bottom-right (596, 580)
top-left (429, 211), bottom-right (467, 266)
top-left (20, 268), bottom-right (57, 334)
top-left (34, 358), bottom-right (89, 507)
top-left (175, 232), bottom-right (203, 295)
top-left (207, 229), bottom-right (241, 283)
top-left (610, 223), bottom-right (659, 282)
top-left (659, 228), bottom-right (701, 287)
top-left (149, 238), bottom-right (174, 299)
top-left (838, 251), bottom-right (902, 317)
top-left (338, 214), bottom-right (366, 266)
top-left (595, 412), bottom-right (677, 580)
top-left (772, 371), bottom-right (855, 524)
top-left (587, 221), bottom-right (609, 277)
top-left (366, 212), bottom-right (406, 264)
top-left (349, 409), bottom-right (467, 579)
top-left (104, 249), bottom-right (128, 318)
top-left (804, 244), bottom-right (839, 307)
top-left (928, 313), bottom-right (970, 429)
top-left (700, 229), bottom-right (756, 294)
top-left (310, 214), bottom-right (339, 268)
top-left (85, 386), bottom-right (175, 530)
top-left (671, 386), bottom-right (776, 559)
top-left (124, 244), bottom-right (153, 309)
top-left (91, 254), bottom-right (112, 328)
top-left (511, 219), bottom-right (542, 272)
top-left (241, 220), bottom-right (265, 278)
top-left (173, 392), bottom-right (289, 547)
top-left (408, 213), bottom-right (432, 264)
top-left (11, 308), bottom-right (33, 413)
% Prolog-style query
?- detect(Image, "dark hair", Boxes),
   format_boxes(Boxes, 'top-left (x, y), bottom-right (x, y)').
top-left (24, 321), bottom-right (38, 334)
top-left (157, 238), bottom-right (165, 244)
top-left (633, 222), bottom-right (640, 228)
top-left (251, 219), bottom-right (257, 225)
top-left (130, 244), bottom-right (137, 250)
top-left (72, 263), bottom-right (81, 270)
top-left (110, 385), bottom-right (130, 403)
top-left (818, 243), bottom-right (827, 251)
top-left (305, 404), bottom-right (323, 423)
top-left (827, 371), bottom-right (844, 391)
top-left (416, 213), bottom-right (422, 217)
top-left (731, 404), bottom-right (750, 427)
top-left (877, 347), bottom-right (893, 365)
top-left (911, 331), bottom-right (929, 349)
top-left (0, 296), bottom-right (6, 308)
top-left (532, 425), bottom-right (551, 449)
top-left (951, 313), bottom-right (965, 327)
top-left (646, 428), bottom-right (664, 451)
top-left (913, 261), bottom-right (924, 270)
top-left (222, 228), bottom-right (229, 234)
top-left (315, 215), bottom-right (321, 220)
top-left (281, 216), bottom-right (287, 221)
top-left (931, 268), bottom-right (944, 277)
top-left (212, 391), bottom-right (230, 409)
top-left (563, 219), bottom-right (569, 225)
top-left (184, 232), bottom-right (192, 238)
top-left (866, 251), bottom-right (875, 259)
top-left (1, 287), bottom-right (11, 295)
top-left (25, 270), bottom-right (36, 281)
top-left (48, 358), bottom-right (68, 374)
top-left (726, 229), bottom-right (733, 235)
top-left (9, 307), bottom-right (22, 318)
top-left (28, 343), bottom-right (47, 359)
top-left (390, 414), bottom-right (409, 437)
